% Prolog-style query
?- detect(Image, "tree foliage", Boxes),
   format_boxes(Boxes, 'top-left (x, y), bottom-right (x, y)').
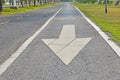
top-left (0, 0), bottom-right (59, 12)
top-left (76, 0), bottom-right (96, 4)
top-left (76, 0), bottom-right (119, 4)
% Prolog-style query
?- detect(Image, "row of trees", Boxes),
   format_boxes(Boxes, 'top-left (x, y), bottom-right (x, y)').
top-left (76, 0), bottom-right (120, 5)
top-left (0, 0), bottom-right (59, 12)
top-left (0, 0), bottom-right (2, 11)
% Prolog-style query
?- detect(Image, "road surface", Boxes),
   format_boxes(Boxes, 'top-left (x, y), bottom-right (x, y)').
top-left (0, 2), bottom-right (120, 80)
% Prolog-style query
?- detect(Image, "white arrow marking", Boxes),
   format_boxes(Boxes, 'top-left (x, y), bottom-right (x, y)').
top-left (42, 25), bottom-right (92, 65)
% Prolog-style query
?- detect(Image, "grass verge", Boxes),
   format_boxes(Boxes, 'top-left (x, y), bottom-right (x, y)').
top-left (0, 2), bottom-right (59, 16)
top-left (74, 2), bottom-right (120, 46)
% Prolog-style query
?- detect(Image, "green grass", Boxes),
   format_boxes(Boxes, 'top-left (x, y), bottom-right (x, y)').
top-left (0, 2), bottom-right (59, 16)
top-left (74, 3), bottom-right (120, 45)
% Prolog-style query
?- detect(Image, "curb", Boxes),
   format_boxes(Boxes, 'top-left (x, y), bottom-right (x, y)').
top-left (74, 6), bottom-right (120, 57)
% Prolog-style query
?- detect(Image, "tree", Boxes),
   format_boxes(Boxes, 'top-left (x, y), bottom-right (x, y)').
top-left (40, 0), bottom-right (42, 4)
top-left (28, 0), bottom-right (31, 6)
top-left (34, 0), bottom-right (36, 6)
top-left (44, 0), bottom-right (47, 3)
top-left (114, 0), bottom-right (119, 5)
top-left (90, 0), bottom-right (96, 4)
top-left (20, 0), bottom-right (24, 7)
top-left (0, 0), bottom-right (2, 12)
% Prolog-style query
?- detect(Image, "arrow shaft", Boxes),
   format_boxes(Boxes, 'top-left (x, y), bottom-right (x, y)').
top-left (59, 25), bottom-right (75, 39)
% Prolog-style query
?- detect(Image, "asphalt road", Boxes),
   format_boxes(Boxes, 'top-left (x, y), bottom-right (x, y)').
top-left (0, 4), bottom-right (64, 64)
top-left (0, 2), bottom-right (120, 80)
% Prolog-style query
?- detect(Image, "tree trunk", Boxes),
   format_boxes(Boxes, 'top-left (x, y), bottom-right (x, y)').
top-left (0, 0), bottom-right (2, 12)
top-left (34, 0), bottom-right (36, 6)
top-left (20, 0), bottom-right (24, 7)
top-left (28, 0), bottom-right (31, 6)
top-left (114, 0), bottom-right (119, 5)
top-left (40, 0), bottom-right (42, 4)
top-left (44, 0), bottom-right (47, 3)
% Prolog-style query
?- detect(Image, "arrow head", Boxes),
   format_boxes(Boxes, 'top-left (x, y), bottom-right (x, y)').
top-left (42, 38), bottom-right (91, 65)
top-left (42, 25), bottom-right (92, 65)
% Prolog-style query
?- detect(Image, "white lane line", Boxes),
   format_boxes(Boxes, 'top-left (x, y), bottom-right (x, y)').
top-left (0, 6), bottom-right (64, 75)
top-left (75, 6), bottom-right (120, 57)
top-left (0, 17), bottom-right (22, 25)
top-left (0, 20), bottom-right (10, 25)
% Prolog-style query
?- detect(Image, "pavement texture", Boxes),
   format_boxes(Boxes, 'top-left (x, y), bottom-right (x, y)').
top-left (0, 2), bottom-right (120, 80)
top-left (0, 3), bottom-right (64, 64)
